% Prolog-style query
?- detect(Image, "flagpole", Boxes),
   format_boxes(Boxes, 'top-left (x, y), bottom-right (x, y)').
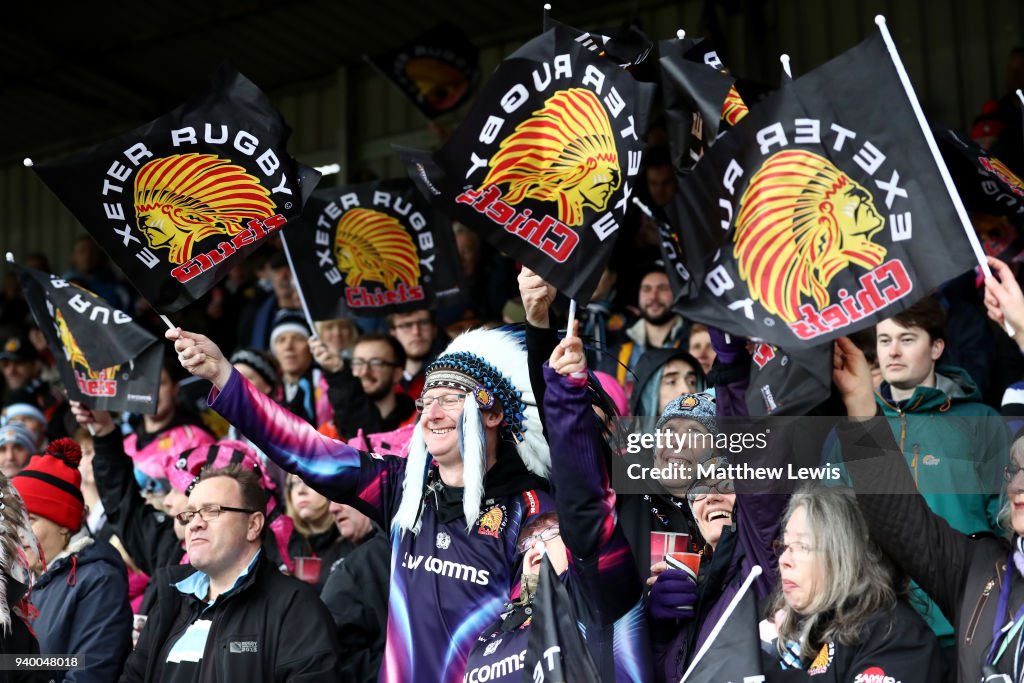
top-left (543, 3), bottom-right (550, 27)
top-left (874, 16), bottom-right (1011, 334)
top-left (676, 29), bottom-right (685, 40)
top-left (679, 565), bottom-right (763, 683)
top-left (780, 54), bottom-right (792, 79)
top-left (1017, 88), bottom-right (1023, 109)
top-left (565, 299), bottom-right (576, 339)
top-left (278, 232), bottom-right (319, 339)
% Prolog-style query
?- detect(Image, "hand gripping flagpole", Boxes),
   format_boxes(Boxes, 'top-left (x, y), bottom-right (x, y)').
top-left (278, 232), bottom-right (319, 339)
top-left (874, 16), bottom-right (1013, 334)
top-left (679, 564), bottom-right (763, 683)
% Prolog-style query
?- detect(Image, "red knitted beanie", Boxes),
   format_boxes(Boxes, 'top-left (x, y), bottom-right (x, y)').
top-left (11, 438), bottom-right (84, 532)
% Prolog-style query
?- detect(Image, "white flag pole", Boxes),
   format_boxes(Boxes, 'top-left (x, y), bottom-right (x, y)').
top-left (874, 16), bottom-right (1011, 333)
top-left (279, 232), bottom-right (319, 339)
top-left (780, 53), bottom-right (792, 79)
top-left (679, 564), bottom-right (763, 683)
top-left (1016, 89), bottom-right (1023, 108)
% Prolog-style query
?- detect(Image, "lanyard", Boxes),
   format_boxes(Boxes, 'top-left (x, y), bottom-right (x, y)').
top-left (989, 549), bottom-right (1024, 667)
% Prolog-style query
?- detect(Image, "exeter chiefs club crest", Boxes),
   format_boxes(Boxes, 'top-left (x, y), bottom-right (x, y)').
top-left (290, 179), bottom-right (461, 318)
top-left (32, 66), bottom-right (317, 313)
top-left (980, 156), bottom-right (1024, 198)
top-left (416, 26), bottom-right (654, 304)
top-left (476, 504), bottom-right (507, 539)
top-left (55, 309), bottom-right (120, 397)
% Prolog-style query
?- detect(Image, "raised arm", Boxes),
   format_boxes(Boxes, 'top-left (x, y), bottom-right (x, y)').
top-left (544, 334), bottom-right (641, 624)
top-left (167, 328), bottom-right (405, 526)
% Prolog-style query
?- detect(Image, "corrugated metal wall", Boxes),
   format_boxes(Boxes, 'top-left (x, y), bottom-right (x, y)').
top-left (3, 0), bottom-right (1021, 272)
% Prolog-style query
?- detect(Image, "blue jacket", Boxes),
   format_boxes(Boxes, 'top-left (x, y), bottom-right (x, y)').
top-left (31, 536), bottom-right (133, 683)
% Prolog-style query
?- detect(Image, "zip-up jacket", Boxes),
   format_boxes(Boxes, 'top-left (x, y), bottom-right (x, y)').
top-left (119, 552), bottom-right (341, 682)
top-left (209, 368), bottom-right (555, 683)
top-left (841, 417), bottom-right (1013, 683)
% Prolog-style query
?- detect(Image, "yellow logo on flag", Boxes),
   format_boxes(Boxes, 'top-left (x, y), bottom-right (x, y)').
top-left (333, 208), bottom-right (420, 289)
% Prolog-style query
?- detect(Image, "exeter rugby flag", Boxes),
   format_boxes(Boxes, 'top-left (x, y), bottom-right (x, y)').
top-left (523, 553), bottom-right (601, 683)
top-left (287, 179), bottom-right (462, 319)
top-left (13, 262), bottom-right (162, 414)
top-left (746, 343), bottom-right (832, 416)
top-left (403, 27), bottom-right (655, 304)
top-left (366, 22), bottom-right (479, 120)
top-left (542, 16), bottom-right (653, 69)
top-left (936, 127), bottom-right (1024, 226)
top-left (32, 65), bottom-right (320, 313)
top-left (665, 31), bottom-right (979, 350)
top-left (660, 36), bottom-right (749, 173)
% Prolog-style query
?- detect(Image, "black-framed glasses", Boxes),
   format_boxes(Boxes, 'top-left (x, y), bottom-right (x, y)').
top-left (415, 393), bottom-right (469, 413)
top-left (686, 479), bottom-right (735, 502)
top-left (1005, 465), bottom-right (1024, 482)
top-left (392, 318), bottom-right (433, 332)
top-left (175, 504), bottom-right (259, 525)
top-left (772, 540), bottom-right (816, 559)
top-left (350, 358), bottom-right (398, 370)
top-left (516, 525), bottom-right (560, 553)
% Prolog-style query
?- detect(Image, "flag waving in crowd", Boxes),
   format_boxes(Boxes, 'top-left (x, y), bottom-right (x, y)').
top-left (11, 260), bottom-right (162, 413)
top-left (285, 179), bottom-right (462, 319)
top-left (660, 35), bottom-right (749, 173)
top-left (404, 25), bottom-right (655, 304)
top-left (542, 15), bottom-right (653, 70)
top-left (32, 66), bottom-right (320, 313)
top-left (366, 22), bottom-right (480, 120)
top-left (663, 29), bottom-right (981, 351)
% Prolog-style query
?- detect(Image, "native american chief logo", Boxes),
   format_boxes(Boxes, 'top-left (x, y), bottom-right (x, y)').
top-left (55, 309), bottom-right (119, 380)
top-left (133, 153), bottom-right (276, 265)
top-left (734, 150), bottom-right (887, 323)
top-left (721, 85), bottom-right (748, 126)
top-left (333, 208), bottom-right (420, 289)
top-left (981, 157), bottom-right (1024, 198)
top-left (481, 88), bottom-right (620, 227)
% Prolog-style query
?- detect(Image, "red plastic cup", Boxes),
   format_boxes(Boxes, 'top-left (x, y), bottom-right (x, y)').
top-left (665, 551), bottom-right (701, 580)
top-left (650, 532), bottom-right (690, 568)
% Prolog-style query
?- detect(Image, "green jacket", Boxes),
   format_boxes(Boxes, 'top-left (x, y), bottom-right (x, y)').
top-left (874, 365), bottom-right (1009, 644)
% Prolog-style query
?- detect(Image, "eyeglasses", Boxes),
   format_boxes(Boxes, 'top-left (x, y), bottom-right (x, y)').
top-left (1004, 465), bottom-right (1024, 482)
top-left (174, 504), bottom-right (260, 525)
top-left (516, 525), bottom-right (560, 553)
top-left (772, 540), bottom-right (816, 559)
top-left (686, 479), bottom-right (735, 502)
top-left (415, 393), bottom-right (469, 413)
top-left (350, 358), bottom-right (398, 370)
top-left (392, 318), bottom-right (433, 332)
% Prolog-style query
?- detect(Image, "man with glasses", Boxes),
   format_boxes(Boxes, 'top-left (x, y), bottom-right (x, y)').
top-left (312, 332), bottom-right (416, 440)
top-left (388, 309), bottom-right (448, 400)
top-left (122, 465), bottom-right (341, 682)
top-left (169, 324), bottom-right (553, 682)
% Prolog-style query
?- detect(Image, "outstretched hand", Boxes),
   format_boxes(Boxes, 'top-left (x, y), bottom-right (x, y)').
top-left (984, 256), bottom-right (1024, 349)
top-left (69, 400), bottom-right (116, 438)
top-left (832, 336), bottom-right (875, 418)
top-left (165, 328), bottom-right (233, 390)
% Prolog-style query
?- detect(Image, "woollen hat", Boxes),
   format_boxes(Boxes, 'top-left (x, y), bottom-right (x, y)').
top-left (0, 422), bottom-right (36, 453)
top-left (11, 438), bottom-right (84, 532)
top-left (656, 393), bottom-right (718, 435)
top-left (3, 403), bottom-right (47, 428)
top-left (269, 311), bottom-right (310, 349)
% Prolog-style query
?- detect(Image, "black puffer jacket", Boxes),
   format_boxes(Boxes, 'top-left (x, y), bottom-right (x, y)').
top-left (120, 552), bottom-right (341, 683)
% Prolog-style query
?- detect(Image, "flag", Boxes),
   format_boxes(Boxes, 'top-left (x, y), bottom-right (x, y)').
top-left (13, 262), bottom-right (162, 414)
top-left (663, 31), bottom-right (979, 351)
top-left (746, 343), bottom-right (832, 416)
top-left (32, 65), bottom-right (320, 313)
top-left (366, 22), bottom-right (479, 120)
top-left (286, 178), bottom-right (462, 319)
top-left (680, 574), bottom-right (764, 683)
top-left (402, 26), bottom-right (655, 305)
top-left (542, 16), bottom-right (653, 69)
top-left (935, 127), bottom-right (1024, 262)
top-left (660, 36), bottom-right (749, 173)
top-left (523, 553), bottom-right (601, 683)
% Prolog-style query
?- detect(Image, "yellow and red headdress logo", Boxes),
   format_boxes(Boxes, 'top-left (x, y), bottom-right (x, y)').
top-left (980, 156), bottom-right (1024, 198)
top-left (734, 150), bottom-right (887, 323)
top-left (56, 309), bottom-right (119, 395)
top-left (721, 85), bottom-right (748, 126)
top-left (476, 504), bottom-right (507, 539)
top-left (333, 208), bottom-right (421, 289)
top-left (481, 88), bottom-right (620, 227)
top-left (134, 153), bottom-right (276, 265)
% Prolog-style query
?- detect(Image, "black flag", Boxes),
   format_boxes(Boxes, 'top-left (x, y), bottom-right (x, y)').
top-left (746, 343), bottom-right (832, 417)
top-left (523, 553), bottom-right (601, 683)
top-left (32, 65), bottom-right (320, 313)
top-left (403, 27), bottom-right (655, 305)
top-left (664, 31), bottom-right (979, 351)
top-left (287, 179), bottom-right (462, 319)
top-left (366, 22), bottom-right (479, 120)
top-left (935, 126), bottom-right (1024, 227)
top-left (660, 35), bottom-right (749, 173)
top-left (541, 16), bottom-right (653, 69)
top-left (13, 262), bottom-right (162, 414)
top-left (679, 573), bottom-right (764, 683)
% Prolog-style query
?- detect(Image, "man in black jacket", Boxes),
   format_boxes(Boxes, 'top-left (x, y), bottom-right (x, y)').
top-left (120, 465), bottom-right (340, 683)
